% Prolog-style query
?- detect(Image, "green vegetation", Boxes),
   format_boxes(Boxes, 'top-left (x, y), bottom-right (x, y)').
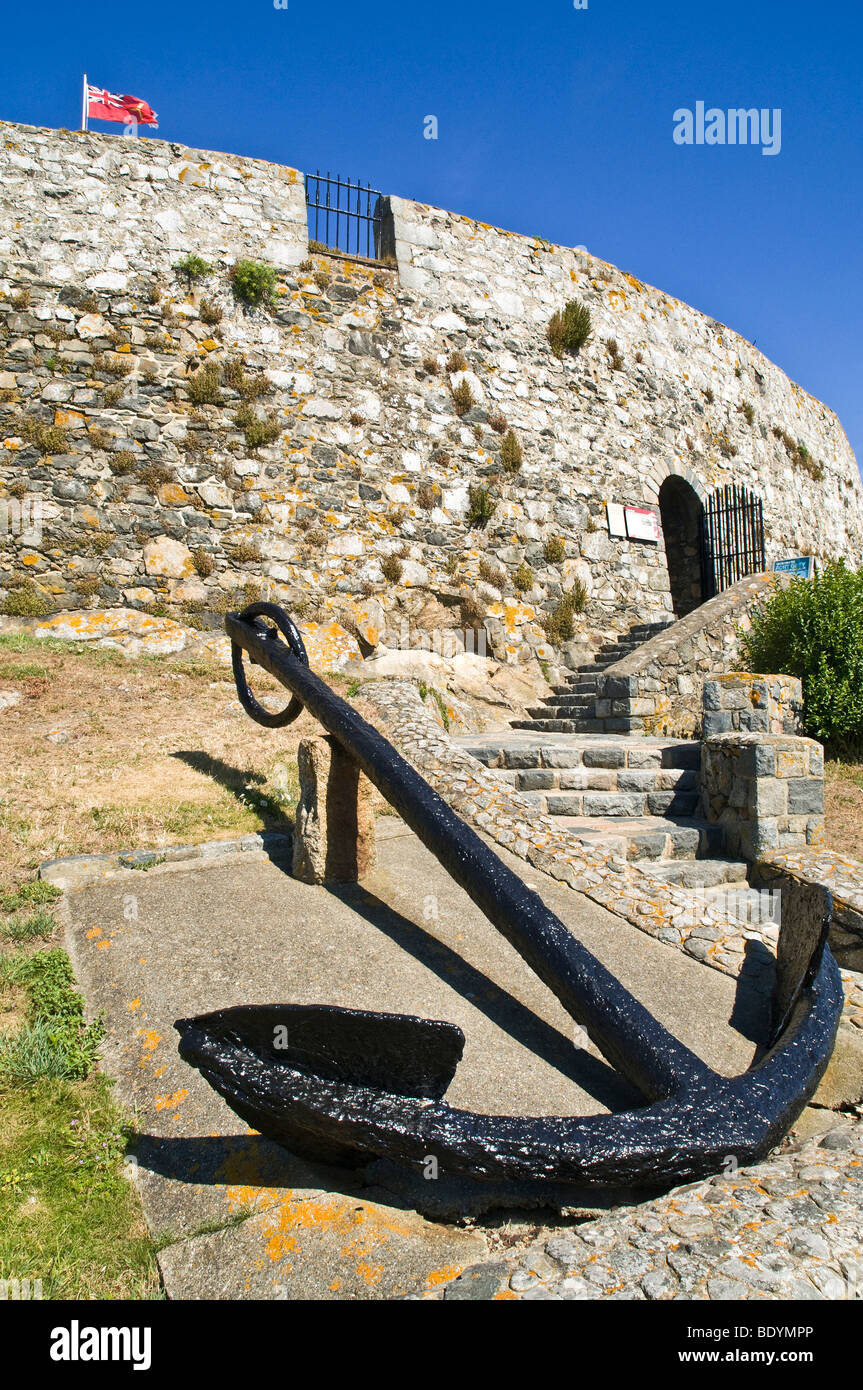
top-left (772, 426), bottom-right (825, 481)
top-left (187, 363), bottom-right (223, 406)
top-left (542, 583), bottom-right (588, 644)
top-left (467, 484), bottom-right (495, 528)
top-left (741, 400), bottom-right (755, 426)
top-left (500, 429), bottom-right (523, 473)
top-left (230, 259), bottom-right (277, 309)
top-left (742, 561), bottom-right (863, 756)
top-left (543, 535), bottom-right (566, 565)
top-left (0, 951), bottom-right (104, 1087)
top-left (0, 581), bottom-right (53, 618)
top-left (173, 253), bottom-right (213, 284)
top-left (416, 681), bottom-right (450, 731)
top-left (513, 561), bottom-right (534, 593)
top-left (234, 403), bottom-right (282, 449)
top-left (9, 414), bottom-right (68, 456)
top-left (547, 299), bottom-right (592, 358)
top-left (451, 378), bottom-right (475, 417)
top-left (381, 554), bottom-right (404, 584)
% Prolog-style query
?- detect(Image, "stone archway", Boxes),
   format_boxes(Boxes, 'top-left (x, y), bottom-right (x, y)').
top-left (659, 475), bottom-right (704, 618)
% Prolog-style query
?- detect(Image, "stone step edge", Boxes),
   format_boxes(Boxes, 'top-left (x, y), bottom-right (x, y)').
top-left (39, 831), bottom-right (293, 890)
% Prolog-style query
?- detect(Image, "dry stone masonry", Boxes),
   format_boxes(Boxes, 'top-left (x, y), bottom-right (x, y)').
top-left (1, 121), bottom-right (862, 674)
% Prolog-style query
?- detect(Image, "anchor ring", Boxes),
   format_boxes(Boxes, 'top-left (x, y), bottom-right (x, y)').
top-left (230, 601), bottom-right (308, 728)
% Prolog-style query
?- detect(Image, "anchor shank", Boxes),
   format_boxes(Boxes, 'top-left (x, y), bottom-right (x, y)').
top-left (227, 611), bottom-right (714, 1101)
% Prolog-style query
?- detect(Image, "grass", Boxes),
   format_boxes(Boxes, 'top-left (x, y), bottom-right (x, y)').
top-left (825, 762), bottom-right (863, 861)
top-left (0, 1076), bottom-right (159, 1298)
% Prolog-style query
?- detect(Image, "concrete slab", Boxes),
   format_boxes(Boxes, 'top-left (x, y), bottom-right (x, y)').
top-left (63, 819), bottom-right (768, 1299)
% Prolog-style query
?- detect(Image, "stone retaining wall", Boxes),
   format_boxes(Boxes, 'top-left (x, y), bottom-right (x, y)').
top-left (1, 122), bottom-right (862, 671)
top-left (700, 731), bottom-right (825, 860)
top-left (591, 574), bottom-right (786, 736)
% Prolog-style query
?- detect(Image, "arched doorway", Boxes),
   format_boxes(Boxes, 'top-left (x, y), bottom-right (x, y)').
top-left (659, 476), bottom-right (704, 618)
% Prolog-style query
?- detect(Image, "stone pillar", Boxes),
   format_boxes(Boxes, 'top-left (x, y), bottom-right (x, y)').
top-left (292, 736), bottom-right (376, 885)
top-left (700, 732), bottom-right (824, 861)
top-left (701, 673), bottom-right (804, 738)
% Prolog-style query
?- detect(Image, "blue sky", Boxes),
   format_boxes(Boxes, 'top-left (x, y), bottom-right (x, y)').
top-left (4, 0), bottom-right (861, 468)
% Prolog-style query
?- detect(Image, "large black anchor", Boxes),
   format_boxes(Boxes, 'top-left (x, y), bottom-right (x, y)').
top-left (175, 602), bottom-right (842, 1188)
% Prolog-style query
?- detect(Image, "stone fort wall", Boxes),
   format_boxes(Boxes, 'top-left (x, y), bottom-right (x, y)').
top-left (1, 120), bottom-right (861, 668)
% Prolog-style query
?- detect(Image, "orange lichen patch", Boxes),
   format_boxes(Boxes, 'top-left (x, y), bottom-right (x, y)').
top-left (137, 1028), bottom-right (162, 1064)
top-left (424, 1265), bottom-right (462, 1289)
top-left (329, 1278), bottom-right (342, 1292)
top-left (300, 622), bottom-right (361, 671)
top-left (86, 926), bottom-right (102, 940)
top-left (224, 1184), bottom-right (284, 1215)
top-left (259, 1193), bottom-right (414, 1280)
top-left (155, 1087), bottom-right (189, 1111)
top-left (125, 998), bottom-right (141, 1012)
top-left (96, 938), bottom-right (112, 949)
top-left (494, 1289), bottom-right (518, 1300)
top-left (53, 408), bottom-right (85, 428)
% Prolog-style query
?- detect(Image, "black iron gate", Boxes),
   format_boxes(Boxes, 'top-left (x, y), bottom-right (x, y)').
top-left (304, 172), bottom-right (385, 261)
top-left (701, 482), bottom-right (765, 598)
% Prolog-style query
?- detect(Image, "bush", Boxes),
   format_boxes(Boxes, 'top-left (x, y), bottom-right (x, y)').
top-left (447, 351), bottom-right (468, 373)
top-left (192, 548), bottom-right (215, 578)
top-left (467, 484), bottom-right (495, 528)
top-left (500, 429), bottom-right (523, 473)
top-left (741, 562), bottom-right (863, 756)
top-left (231, 260), bottom-right (277, 309)
top-left (488, 410), bottom-right (508, 435)
top-left (451, 378), bottom-right (475, 417)
top-left (174, 254), bottom-right (213, 283)
top-left (187, 364), bottom-right (223, 406)
top-left (0, 581), bottom-right (52, 618)
top-left (605, 337), bottom-right (624, 370)
top-left (199, 298), bottom-right (223, 325)
top-left (381, 554), bottom-right (403, 584)
top-left (234, 404), bottom-right (282, 450)
top-left (547, 300), bottom-right (592, 358)
top-left (479, 557), bottom-right (506, 589)
top-left (543, 536), bottom-right (566, 565)
top-left (542, 584), bottom-right (587, 644)
top-left (514, 561), bottom-right (534, 593)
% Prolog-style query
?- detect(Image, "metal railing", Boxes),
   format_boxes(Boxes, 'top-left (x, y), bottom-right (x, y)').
top-left (304, 171), bottom-right (385, 262)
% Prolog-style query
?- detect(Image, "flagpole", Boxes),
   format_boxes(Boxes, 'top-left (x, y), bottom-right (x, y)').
top-left (81, 74), bottom-right (87, 132)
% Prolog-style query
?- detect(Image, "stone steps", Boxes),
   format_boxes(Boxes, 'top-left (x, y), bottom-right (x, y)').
top-left (547, 814), bottom-right (725, 863)
top-left (453, 730), bottom-right (772, 924)
top-left (518, 618), bottom-right (673, 734)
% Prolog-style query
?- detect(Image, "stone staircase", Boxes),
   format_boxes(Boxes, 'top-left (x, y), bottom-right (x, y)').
top-left (513, 620), bottom-right (672, 734)
top-left (455, 731), bottom-right (770, 924)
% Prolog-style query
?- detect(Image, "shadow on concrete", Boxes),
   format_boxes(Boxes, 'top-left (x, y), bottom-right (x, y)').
top-left (730, 938), bottom-right (776, 1057)
top-left (325, 881), bottom-right (644, 1113)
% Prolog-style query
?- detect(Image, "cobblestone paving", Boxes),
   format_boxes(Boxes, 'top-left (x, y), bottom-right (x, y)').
top-left (363, 680), bottom-right (863, 1028)
top-left (426, 1120), bottom-right (863, 1300)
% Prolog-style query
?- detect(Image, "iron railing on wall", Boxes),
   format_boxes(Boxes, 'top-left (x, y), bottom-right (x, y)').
top-left (701, 482), bottom-right (766, 598)
top-left (304, 172), bottom-right (385, 262)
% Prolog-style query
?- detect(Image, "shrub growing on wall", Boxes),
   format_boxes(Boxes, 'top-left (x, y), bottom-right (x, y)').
top-left (547, 300), bottom-right (592, 358)
top-left (231, 260), bottom-right (277, 309)
top-left (741, 561), bottom-right (863, 756)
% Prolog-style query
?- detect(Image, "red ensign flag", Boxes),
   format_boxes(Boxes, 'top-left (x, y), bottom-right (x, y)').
top-left (87, 84), bottom-right (158, 127)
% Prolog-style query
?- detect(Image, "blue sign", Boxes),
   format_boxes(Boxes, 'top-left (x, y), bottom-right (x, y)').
top-left (773, 556), bottom-right (815, 579)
